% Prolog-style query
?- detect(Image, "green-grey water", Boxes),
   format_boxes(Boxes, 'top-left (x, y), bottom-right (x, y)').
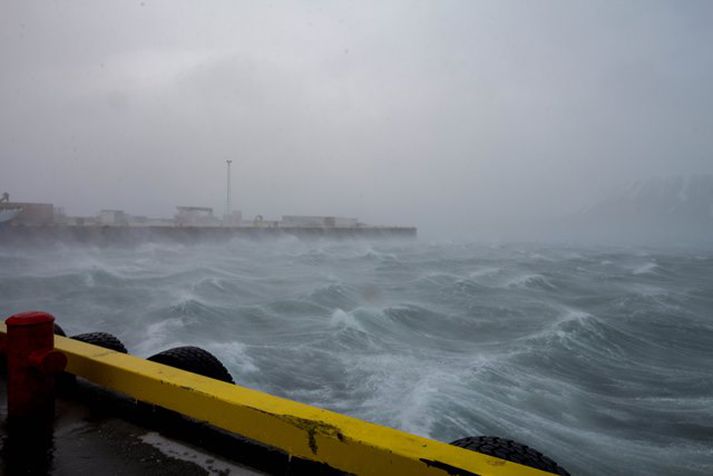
top-left (1, 238), bottom-right (711, 475)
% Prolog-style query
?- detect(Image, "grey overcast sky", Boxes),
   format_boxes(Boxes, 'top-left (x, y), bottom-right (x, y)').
top-left (1, 1), bottom-right (712, 237)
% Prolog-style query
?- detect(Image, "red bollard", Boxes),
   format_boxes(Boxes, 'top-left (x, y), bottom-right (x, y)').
top-left (5, 311), bottom-right (67, 420)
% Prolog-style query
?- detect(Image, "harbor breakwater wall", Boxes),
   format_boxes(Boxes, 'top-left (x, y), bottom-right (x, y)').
top-left (0, 225), bottom-right (417, 245)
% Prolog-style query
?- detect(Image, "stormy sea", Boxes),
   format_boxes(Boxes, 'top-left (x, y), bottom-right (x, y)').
top-left (1, 238), bottom-right (711, 475)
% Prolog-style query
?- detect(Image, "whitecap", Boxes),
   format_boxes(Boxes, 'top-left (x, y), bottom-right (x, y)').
top-left (329, 308), bottom-right (365, 332)
top-left (505, 273), bottom-right (556, 290)
top-left (134, 317), bottom-right (185, 356)
top-left (363, 248), bottom-right (398, 261)
top-left (204, 341), bottom-right (259, 374)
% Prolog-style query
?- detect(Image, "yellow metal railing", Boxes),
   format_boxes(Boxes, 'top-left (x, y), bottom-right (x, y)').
top-left (0, 324), bottom-right (554, 475)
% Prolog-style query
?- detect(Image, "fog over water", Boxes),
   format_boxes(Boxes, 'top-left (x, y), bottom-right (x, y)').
top-left (2, 1), bottom-right (713, 238)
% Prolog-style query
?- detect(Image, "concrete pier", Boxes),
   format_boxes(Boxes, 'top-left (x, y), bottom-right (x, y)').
top-left (0, 224), bottom-right (417, 246)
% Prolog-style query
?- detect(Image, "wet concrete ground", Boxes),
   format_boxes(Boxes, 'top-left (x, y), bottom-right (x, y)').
top-left (0, 382), bottom-right (264, 475)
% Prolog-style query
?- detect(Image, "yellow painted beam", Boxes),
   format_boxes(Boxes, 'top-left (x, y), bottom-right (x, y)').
top-left (0, 324), bottom-right (555, 475)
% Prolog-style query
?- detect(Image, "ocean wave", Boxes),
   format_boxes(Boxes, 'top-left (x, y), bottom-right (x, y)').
top-left (133, 317), bottom-right (186, 356)
top-left (308, 283), bottom-right (359, 310)
top-left (632, 261), bottom-right (659, 275)
top-left (343, 352), bottom-right (469, 437)
top-left (362, 248), bottom-right (399, 262)
top-left (517, 308), bottom-right (606, 350)
top-left (328, 308), bottom-right (366, 333)
top-left (505, 273), bottom-right (557, 290)
top-left (203, 341), bottom-right (259, 375)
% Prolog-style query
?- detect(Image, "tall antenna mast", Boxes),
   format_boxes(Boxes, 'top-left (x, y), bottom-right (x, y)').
top-left (225, 160), bottom-right (233, 217)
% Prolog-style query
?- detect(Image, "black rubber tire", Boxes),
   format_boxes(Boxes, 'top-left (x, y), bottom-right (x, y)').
top-left (54, 323), bottom-right (67, 337)
top-left (71, 332), bottom-right (128, 353)
top-left (450, 436), bottom-right (570, 476)
top-left (147, 346), bottom-right (234, 384)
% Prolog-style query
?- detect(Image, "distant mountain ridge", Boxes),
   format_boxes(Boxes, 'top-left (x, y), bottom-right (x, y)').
top-left (561, 174), bottom-right (713, 245)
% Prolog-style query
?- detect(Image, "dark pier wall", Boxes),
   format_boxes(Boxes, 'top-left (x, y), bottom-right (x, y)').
top-left (0, 225), bottom-right (417, 246)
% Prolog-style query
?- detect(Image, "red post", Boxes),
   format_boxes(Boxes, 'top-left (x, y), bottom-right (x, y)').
top-left (5, 311), bottom-right (67, 420)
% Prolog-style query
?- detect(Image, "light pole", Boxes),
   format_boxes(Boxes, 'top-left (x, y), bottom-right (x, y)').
top-left (225, 160), bottom-right (233, 220)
